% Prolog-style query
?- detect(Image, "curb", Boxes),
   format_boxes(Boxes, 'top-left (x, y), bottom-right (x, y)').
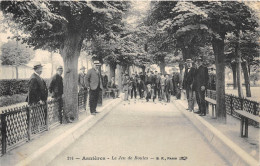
top-left (15, 98), bottom-right (122, 166)
top-left (175, 100), bottom-right (259, 166)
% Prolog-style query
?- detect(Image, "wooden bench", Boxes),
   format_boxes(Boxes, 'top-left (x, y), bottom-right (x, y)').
top-left (234, 110), bottom-right (260, 138)
top-left (205, 97), bottom-right (217, 119)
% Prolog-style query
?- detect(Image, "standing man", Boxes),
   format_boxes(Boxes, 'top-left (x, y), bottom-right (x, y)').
top-left (26, 63), bottom-right (48, 105)
top-left (78, 66), bottom-right (88, 109)
top-left (49, 65), bottom-right (63, 123)
top-left (193, 57), bottom-right (209, 116)
top-left (152, 71), bottom-right (159, 102)
top-left (183, 59), bottom-right (196, 112)
top-left (86, 60), bottom-right (103, 115)
top-left (130, 73), bottom-right (137, 99)
top-left (165, 74), bottom-right (173, 103)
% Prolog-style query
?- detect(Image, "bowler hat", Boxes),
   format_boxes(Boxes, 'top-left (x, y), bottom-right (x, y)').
top-left (33, 63), bottom-right (43, 70)
top-left (186, 59), bottom-right (193, 63)
top-left (93, 60), bottom-right (101, 65)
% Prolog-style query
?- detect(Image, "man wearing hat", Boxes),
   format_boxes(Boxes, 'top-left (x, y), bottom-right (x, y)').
top-left (86, 60), bottom-right (103, 115)
top-left (193, 56), bottom-right (209, 116)
top-left (26, 63), bottom-right (48, 105)
top-left (78, 66), bottom-right (87, 92)
top-left (49, 66), bottom-right (64, 123)
top-left (183, 59), bottom-right (196, 112)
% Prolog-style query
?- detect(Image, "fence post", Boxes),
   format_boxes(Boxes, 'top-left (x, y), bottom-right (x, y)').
top-left (1, 113), bottom-right (7, 155)
top-left (45, 103), bottom-right (50, 131)
top-left (27, 106), bottom-right (32, 140)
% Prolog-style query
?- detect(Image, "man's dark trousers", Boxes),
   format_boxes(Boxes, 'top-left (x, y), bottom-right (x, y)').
top-left (89, 88), bottom-right (100, 113)
top-left (131, 85), bottom-right (137, 99)
top-left (195, 89), bottom-right (206, 114)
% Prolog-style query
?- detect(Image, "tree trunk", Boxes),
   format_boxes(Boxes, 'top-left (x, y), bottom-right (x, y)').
top-left (15, 66), bottom-right (18, 79)
top-left (242, 61), bottom-right (251, 97)
top-left (109, 63), bottom-right (116, 82)
top-left (60, 32), bottom-right (82, 123)
top-left (51, 52), bottom-right (54, 76)
top-left (159, 61), bottom-right (166, 75)
top-left (212, 35), bottom-right (226, 123)
top-left (231, 62), bottom-right (237, 89)
top-left (117, 64), bottom-right (122, 91)
top-left (179, 62), bottom-right (184, 87)
top-left (235, 31), bottom-right (243, 98)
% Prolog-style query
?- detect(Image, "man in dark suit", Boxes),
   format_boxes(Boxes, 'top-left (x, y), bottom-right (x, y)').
top-left (107, 76), bottom-right (119, 98)
top-left (193, 57), bottom-right (209, 116)
top-left (49, 65), bottom-right (63, 123)
top-left (86, 60), bottom-right (103, 115)
top-left (130, 73), bottom-right (137, 99)
top-left (26, 63), bottom-right (48, 105)
top-left (183, 59), bottom-right (196, 112)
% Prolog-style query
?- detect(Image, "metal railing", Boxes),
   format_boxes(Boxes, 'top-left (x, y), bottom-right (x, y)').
top-left (206, 90), bottom-right (259, 126)
top-left (0, 91), bottom-right (87, 156)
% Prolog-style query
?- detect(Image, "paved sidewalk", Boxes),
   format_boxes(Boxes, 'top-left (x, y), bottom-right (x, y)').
top-left (0, 97), bottom-right (121, 166)
top-left (177, 99), bottom-right (259, 161)
top-left (50, 98), bottom-right (228, 166)
top-left (176, 98), bottom-right (259, 165)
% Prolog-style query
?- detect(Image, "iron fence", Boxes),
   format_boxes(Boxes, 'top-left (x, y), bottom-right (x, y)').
top-left (0, 91), bottom-right (87, 156)
top-left (206, 90), bottom-right (259, 126)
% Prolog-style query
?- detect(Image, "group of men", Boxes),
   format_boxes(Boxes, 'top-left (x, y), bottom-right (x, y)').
top-left (26, 60), bottom-right (104, 123)
top-left (122, 69), bottom-right (181, 103)
top-left (26, 56), bottom-right (209, 121)
top-left (182, 57), bottom-right (209, 116)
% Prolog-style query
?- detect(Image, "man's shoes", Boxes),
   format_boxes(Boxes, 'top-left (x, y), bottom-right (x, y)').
top-left (91, 113), bottom-right (96, 115)
top-left (194, 111), bottom-right (201, 114)
top-left (186, 108), bottom-right (189, 110)
top-left (199, 113), bottom-right (206, 116)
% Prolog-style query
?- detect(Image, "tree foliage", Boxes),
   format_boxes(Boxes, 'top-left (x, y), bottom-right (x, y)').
top-left (0, 40), bottom-right (35, 66)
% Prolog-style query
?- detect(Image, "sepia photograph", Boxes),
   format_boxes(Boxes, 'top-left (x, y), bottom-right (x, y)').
top-left (0, 1), bottom-right (259, 166)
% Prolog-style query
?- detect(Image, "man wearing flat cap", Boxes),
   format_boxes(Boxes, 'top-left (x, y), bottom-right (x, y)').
top-left (49, 65), bottom-right (64, 123)
top-left (26, 63), bottom-right (48, 105)
top-left (183, 59), bottom-right (196, 112)
top-left (193, 56), bottom-right (209, 116)
top-left (86, 60), bottom-right (103, 115)
top-left (78, 66), bottom-right (88, 110)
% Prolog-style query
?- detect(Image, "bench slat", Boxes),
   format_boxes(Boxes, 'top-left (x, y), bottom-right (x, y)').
top-left (234, 110), bottom-right (260, 123)
top-left (205, 97), bottom-right (217, 105)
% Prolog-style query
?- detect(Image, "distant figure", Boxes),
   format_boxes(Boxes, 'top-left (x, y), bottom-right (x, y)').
top-left (86, 60), bottom-right (103, 115)
top-left (78, 66), bottom-right (87, 92)
top-left (26, 63), bottom-right (48, 105)
top-left (49, 65), bottom-right (63, 123)
top-left (130, 73), bottom-right (137, 99)
top-left (122, 74), bottom-right (131, 101)
top-left (165, 74), bottom-right (173, 103)
top-left (137, 77), bottom-right (145, 99)
top-left (193, 57), bottom-right (209, 116)
top-left (78, 66), bottom-right (88, 110)
top-left (102, 71), bottom-right (108, 90)
top-left (107, 76), bottom-right (119, 98)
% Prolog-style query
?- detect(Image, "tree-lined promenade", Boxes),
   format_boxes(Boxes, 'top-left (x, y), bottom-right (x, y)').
top-left (0, 1), bottom-right (259, 124)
